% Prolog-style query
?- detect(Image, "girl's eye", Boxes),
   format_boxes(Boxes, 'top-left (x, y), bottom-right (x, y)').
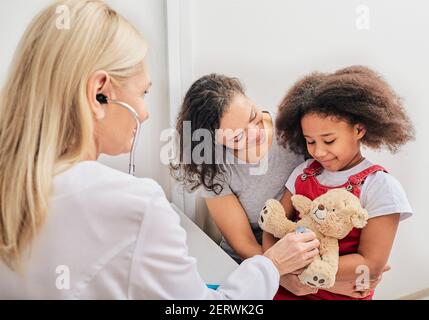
top-left (234, 132), bottom-right (244, 142)
top-left (142, 90), bottom-right (149, 97)
top-left (306, 140), bottom-right (315, 145)
top-left (324, 140), bottom-right (336, 145)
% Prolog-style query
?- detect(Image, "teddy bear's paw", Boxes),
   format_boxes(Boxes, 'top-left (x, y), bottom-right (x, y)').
top-left (298, 261), bottom-right (336, 289)
top-left (258, 199), bottom-right (286, 237)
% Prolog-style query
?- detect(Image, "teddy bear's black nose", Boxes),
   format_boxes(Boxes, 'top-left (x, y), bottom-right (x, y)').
top-left (318, 204), bottom-right (325, 211)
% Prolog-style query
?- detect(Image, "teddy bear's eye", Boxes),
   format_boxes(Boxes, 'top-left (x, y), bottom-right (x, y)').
top-left (332, 209), bottom-right (335, 212)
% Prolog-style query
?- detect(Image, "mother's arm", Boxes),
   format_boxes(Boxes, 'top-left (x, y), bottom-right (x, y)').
top-left (206, 194), bottom-right (263, 259)
top-left (325, 214), bottom-right (399, 297)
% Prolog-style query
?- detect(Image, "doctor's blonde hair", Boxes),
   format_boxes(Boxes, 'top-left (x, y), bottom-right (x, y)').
top-left (0, 0), bottom-right (147, 271)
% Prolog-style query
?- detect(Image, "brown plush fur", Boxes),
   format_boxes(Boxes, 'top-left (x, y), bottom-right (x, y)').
top-left (259, 188), bottom-right (368, 289)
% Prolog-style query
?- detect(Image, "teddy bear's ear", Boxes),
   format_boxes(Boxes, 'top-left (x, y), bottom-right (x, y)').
top-left (291, 195), bottom-right (312, 217)
top-left (351, 208), bottom-right (369, 229)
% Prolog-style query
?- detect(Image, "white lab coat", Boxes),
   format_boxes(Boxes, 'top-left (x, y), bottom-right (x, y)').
top-left (0, 161), bottom-right (279, 299)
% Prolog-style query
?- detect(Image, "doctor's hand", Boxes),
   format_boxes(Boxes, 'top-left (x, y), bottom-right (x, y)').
top-left (263, 231), bottom-right (319, 276)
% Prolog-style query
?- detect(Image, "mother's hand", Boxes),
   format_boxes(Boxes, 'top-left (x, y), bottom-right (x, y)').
top-left (263, 231), bottom-right (320, 275)
top-left (326, 265), bottom-right (390, 298)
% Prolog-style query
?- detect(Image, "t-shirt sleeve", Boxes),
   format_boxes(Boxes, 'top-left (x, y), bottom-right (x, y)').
top-left (128, 180), bottom-right (279, 299)
top-left (361, 171), bottom-right (413, 221)
top-left (199, 168), bottom-right (233, 198)
top-left (285, 160), bottom-right (312, 195)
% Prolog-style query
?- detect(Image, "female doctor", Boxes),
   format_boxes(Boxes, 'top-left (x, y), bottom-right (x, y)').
top-left (0, 0), bottom-right (319, 299)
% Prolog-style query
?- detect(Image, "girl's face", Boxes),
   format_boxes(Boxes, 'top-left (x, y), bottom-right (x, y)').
top-left (217, 93), bottom-right (265, 151)
top-left (301, 113), bottom-right (366, 171)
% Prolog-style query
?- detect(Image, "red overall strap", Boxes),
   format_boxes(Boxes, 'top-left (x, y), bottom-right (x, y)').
top-left (303, 160), bottom-right (323, 175)
top-left (348, 165), bottom-right (388, 188)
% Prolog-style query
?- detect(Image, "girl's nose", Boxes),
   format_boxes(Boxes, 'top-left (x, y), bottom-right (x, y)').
top-left (314, 146), bottom-right (327, 158)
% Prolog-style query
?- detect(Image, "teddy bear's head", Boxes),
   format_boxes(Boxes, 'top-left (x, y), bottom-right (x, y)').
top-left (292, 188), bottom-right (368, 239)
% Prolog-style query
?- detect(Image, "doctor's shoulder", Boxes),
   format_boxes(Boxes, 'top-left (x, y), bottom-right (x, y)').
top-left (68, 161), bottom-right (170, 219)
top-left (99, 163), bottom-right (165, 196)
top-left (92, 162), bottom-right (175, 218)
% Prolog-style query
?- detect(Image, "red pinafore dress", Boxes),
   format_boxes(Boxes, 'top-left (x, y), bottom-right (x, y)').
top-left (274, 160), bottom-right (386, 300)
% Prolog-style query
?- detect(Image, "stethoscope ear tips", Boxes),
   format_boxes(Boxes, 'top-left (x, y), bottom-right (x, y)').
top-left (96, 94), bottom-right (109, 105)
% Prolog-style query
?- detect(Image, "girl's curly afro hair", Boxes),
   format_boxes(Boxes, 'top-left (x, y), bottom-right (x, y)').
top-left (276, 66), bottom-right (415, 157)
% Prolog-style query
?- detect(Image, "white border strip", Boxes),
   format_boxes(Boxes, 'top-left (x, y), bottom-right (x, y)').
top-left (166, 0), bottom-right (196, 219)
top-left (166, 0), bottom-right (193, 126)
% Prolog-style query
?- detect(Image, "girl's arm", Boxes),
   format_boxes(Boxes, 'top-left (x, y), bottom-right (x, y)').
top-left (205, 195), bottom-right (262, 259)
top-left (330, 213), bottom-right (400, 283)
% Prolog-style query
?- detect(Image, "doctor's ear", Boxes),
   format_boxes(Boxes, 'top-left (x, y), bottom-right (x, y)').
top-left (87, 71), bottom-right (113, 120)
top-left (96, 94), bottom-right (108, 105)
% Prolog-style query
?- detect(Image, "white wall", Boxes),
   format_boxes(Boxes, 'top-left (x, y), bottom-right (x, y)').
top-left (0, 0), bottom-right (171, 198)
top-left (187, 0), bottom-right (429, 299)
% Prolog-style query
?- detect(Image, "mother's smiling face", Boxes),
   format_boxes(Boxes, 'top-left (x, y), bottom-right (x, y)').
top-left (216, 93), bottom-right (266, 151)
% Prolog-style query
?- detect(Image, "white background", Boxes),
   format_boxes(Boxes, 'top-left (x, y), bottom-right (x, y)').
top-left (1, 0), bottom-right (428, 299)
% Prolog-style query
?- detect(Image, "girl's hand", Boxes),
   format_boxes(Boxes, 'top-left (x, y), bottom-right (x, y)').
top-left (280, 274), bottom-right (318, 296)
top-left (263, 231), bottom-right (320, 275)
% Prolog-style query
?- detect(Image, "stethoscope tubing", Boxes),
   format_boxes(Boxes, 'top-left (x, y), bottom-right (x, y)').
top-left (108, 99), bottom-right (140, 176)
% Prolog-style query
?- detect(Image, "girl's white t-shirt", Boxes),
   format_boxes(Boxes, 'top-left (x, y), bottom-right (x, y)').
top-left (285, 159), bottom-right (413, 221)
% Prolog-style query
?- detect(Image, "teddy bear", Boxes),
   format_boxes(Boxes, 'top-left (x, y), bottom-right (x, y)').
top-left (258, 188), bottom-right (368, 289)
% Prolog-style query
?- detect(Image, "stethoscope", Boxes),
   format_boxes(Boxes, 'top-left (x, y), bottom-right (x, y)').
top-left (96, 94), bottom-right (140, 176)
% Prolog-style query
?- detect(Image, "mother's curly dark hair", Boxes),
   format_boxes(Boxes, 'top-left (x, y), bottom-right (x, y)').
top-left (170, 74), bottom-right (245, 194)
top-left (276, 66), bottom-right (415, 157)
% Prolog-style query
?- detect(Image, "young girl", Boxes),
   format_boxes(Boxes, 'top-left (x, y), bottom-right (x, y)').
top-left (264, 66), bottom-right (415, 300)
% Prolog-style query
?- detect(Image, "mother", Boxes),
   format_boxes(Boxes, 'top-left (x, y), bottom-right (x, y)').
top-left (0, 0), bottom-right (319, 299)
